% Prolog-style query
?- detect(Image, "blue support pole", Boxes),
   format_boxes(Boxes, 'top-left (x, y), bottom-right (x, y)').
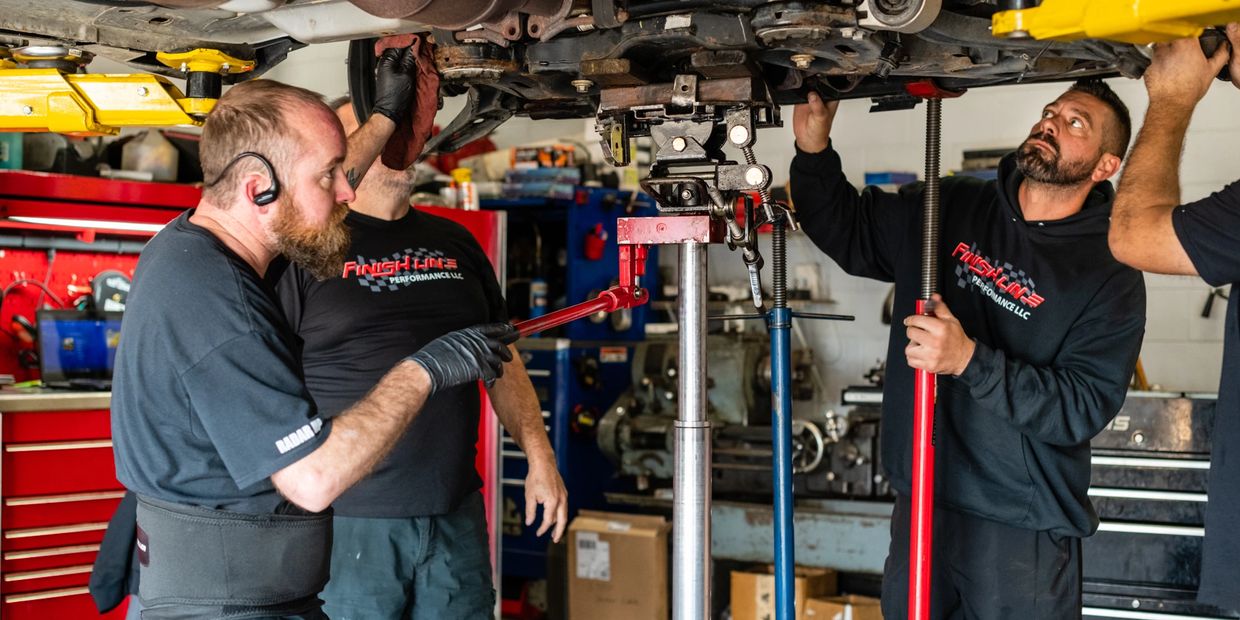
top-left (769, 209), bottom-right (795, 620)
top-left (769, 304), bottom-right (795, 620)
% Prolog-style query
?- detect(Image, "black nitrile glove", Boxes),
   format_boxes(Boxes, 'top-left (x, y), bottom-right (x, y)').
top-left (372, 46), bottom-right (418, 123)
top-left (406, 322), bottom-right (520, 395)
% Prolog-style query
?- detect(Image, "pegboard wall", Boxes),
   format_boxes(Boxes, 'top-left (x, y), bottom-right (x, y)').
top-left (0, 249), bottom-right (141, 382)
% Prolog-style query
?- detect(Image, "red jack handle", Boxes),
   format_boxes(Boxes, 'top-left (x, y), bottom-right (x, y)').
top-left (513, 244), bottom-right (649, 338)
top-left (909, 305), bottom-right (938, 617)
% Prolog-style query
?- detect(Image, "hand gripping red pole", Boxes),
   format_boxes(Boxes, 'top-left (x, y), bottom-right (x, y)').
top-left (513, 244), bottom-right (649, 337)
top-left (909, 300), bottom-right (937, 620)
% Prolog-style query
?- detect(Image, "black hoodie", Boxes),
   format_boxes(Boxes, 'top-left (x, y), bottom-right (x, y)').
top-left (791, 144), bottom-right (1146, 537)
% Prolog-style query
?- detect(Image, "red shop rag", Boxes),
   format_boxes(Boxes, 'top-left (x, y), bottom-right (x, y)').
top-left (374, 34), bottom-right (441, 170)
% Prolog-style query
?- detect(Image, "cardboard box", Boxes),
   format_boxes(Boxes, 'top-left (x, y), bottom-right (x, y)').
top-left (731, 565), bottom-right (839, 620)
top-left (567, 510), bottom-right (670, 620)
top-left (805, 594), bottom-right (883, 620)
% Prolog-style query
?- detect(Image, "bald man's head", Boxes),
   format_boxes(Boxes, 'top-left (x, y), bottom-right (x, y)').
top-left (201, 80), bottom-right (340, 206)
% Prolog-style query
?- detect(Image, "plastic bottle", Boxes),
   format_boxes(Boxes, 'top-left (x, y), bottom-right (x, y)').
top-left (451, 167), bottom-right (479, 211)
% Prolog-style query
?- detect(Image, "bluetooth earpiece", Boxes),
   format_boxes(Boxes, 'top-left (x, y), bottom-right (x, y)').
top-left (206, 151), bottom-right (281, 206)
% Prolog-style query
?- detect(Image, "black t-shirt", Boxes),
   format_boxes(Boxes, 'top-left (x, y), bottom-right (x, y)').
top-left (1172, 181), bottom-right (1240, 611)
top-left (112, 211), bottom-right (330, 514)
top-left (274, 208), bottom-right (506, 517)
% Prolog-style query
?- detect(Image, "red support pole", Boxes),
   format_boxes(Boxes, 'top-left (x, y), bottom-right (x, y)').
top-left (909, 300), bottom-right (937, 620)
top-left (909, 93), bottom-right (945, 620)
top-left (513, 293), bottom-right (621, 337)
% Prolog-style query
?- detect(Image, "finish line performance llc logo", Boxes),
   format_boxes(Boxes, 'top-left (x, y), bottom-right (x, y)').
top-left (341, 248), bottom-right (464, 292)
top-left (952, 242), bottom-right (1045, 321)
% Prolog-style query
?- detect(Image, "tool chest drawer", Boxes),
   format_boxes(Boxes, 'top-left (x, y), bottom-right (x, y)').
top-left (3, 491), bottom-right (125, 530)
top-left (3, 439), bottom-right (120, 497)
top-left (3, 409), bottom-right (112, 443)
top-left (3, 521), bottom-right (110, 552)
top-left (3, 543), bottom-right (101, 574)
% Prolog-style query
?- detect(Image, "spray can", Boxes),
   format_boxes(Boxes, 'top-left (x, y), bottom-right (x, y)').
top-left (529, 278), bottom-right (548, 319)
top-left (451, 168), bottom-right (479, 211)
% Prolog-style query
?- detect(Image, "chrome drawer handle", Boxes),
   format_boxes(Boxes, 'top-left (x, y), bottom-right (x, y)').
top-left (3, 564), bottom-right (93, 582)
top-left (1082, 605), bottom-right (1233, 619)
top-left (4, 585), bottom-right (91, 604)
top-left (5, 439), bottom-right (112, 453)
top-left (1087, 487), bottom-right (1208, 503)
top-left (4, 543), bottom-right (100, 561)
top-left (4, 522), bottom-right (108, 539)
top-left (1096, 522), bottom-right (1205, 537)
top-left (5, 490), bottom-right (125, 507)
top-left (1090, 456), bottom-right (1209, 470)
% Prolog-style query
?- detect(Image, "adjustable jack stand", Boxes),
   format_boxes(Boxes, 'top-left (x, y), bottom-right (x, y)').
top-left (909, 91), bottom-right (952, 620)
top-left (532, 72), bottom-right (859, 620)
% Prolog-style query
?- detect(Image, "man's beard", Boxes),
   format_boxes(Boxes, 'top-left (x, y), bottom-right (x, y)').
top-left (1016, 131), bottom-right (1097, 186)
top-left (272, 199), bottom-right (350, 281)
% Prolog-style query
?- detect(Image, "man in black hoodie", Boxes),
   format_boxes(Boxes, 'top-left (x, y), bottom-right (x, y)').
top-left (790, 81), bottom-right (1146, 617)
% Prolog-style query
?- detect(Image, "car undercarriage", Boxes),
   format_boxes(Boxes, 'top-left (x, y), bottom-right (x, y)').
top-left (0, 1), bottom-right (1151, 131)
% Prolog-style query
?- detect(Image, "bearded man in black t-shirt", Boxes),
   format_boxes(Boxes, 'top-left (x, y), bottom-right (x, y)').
top-left (110, 73), bottom-right (518, 620)
top-left (273, 98), bottom-right (567, 619)
top-left (1110, 29), bottom-right (1240, 613)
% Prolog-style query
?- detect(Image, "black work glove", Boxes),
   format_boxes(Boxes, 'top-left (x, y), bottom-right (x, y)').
top-left (406, 322), bottom-right (520, 395)
top-left (371, 46), bottom-right (418, 124)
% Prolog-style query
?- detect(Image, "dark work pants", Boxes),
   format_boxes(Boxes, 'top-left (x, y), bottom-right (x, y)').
top-left (881, 494), bottom-right (1082, 620)
top-left (321, 492), bottom-right (495, 620)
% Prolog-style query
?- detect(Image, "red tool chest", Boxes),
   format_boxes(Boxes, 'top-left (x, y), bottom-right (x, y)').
top-left (0, 395), bottom-right (127, 619)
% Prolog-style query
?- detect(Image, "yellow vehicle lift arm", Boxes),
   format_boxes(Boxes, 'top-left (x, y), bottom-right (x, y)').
top-left (0, 48), bottom-right (253, 135)
top-left (993, 0), bottom-right (1240, 44)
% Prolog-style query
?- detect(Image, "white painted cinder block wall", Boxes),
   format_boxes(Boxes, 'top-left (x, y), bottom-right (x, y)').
top-left (266, 44), bottom-right (1237, 404)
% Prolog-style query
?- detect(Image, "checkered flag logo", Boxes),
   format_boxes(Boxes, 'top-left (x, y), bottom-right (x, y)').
top-left (954, 242), bottom-right (980, 289)
top-left (354, 247), bottom-right (446, 292)
top-left (954, 242), bottom-right (1036, 293)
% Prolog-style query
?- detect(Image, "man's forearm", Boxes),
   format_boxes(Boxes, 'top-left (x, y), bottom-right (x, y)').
top-left (343, 114), bottom-right (397, 189)
top-left (1110, 102), bottom-right (1199, 274)
top-left (1116, 103), bottom-right (1193, 215)
top-left (489, 347), bottom-right (555, 465)
top-left (272, 360), bottom-right (430, 511)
